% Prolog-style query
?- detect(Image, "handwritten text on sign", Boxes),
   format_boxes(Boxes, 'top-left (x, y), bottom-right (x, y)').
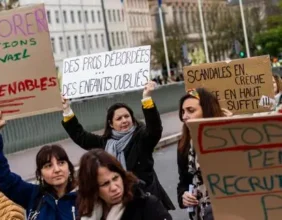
top-left (189, 115), bottom-right (282, 220)
top-left (62, 46), bottom-right (151, 99)
top-left (183, 56), bottom-right (274, 114)
top-left (0, 4), bottom-right (61, 119)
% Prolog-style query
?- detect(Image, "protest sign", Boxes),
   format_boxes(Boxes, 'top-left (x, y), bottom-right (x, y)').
top-left (0, 4), bottom-right (61, 120)
top-left (188, 114), bottom-right (282, 220)
top-left (183, 56), bottom-right (274, 114)
top-left (62, 45), bottom-right (151, 99)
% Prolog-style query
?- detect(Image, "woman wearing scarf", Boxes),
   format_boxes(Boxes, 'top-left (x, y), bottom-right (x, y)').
top-left (61, 81), bottom-right (175, 211)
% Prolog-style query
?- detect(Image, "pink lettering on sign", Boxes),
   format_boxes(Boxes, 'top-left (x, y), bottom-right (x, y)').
top-left (0, 7), bottom-right (48, 39)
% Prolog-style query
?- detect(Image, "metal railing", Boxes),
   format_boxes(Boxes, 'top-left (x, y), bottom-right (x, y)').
top-left (2, 82), bottom-right (186, 154)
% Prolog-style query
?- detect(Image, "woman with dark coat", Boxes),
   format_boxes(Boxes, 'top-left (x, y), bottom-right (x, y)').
top-left (61, 81), bottom-right (175, 210)
top-left (77, 149), bottom-right (172, 220)
top-left (0, 112), bottom-right (77, 220)
top-left (177, 88), bottom-right (229, 220)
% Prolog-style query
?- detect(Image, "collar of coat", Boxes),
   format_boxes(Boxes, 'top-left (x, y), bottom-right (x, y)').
top-left (81, 203), bottom-right (125, 220)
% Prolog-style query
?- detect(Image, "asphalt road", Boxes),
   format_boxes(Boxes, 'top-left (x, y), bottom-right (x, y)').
top-left (154, 143), bottom-right (188, 220)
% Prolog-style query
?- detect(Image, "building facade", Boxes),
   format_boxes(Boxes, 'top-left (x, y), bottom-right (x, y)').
top-left (148, 0), bottom-right (229, 63)
top-left (104, 0), bottom-right (129, 50)
top-left (123, 0), bottom-right (153, 46)
top-left (18, 0), bottom-right (141, 71)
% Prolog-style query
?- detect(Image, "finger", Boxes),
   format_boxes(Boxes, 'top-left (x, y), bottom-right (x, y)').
top-left (0, 120), bottom-right (5, 127)
top-left (183, 200), bottom-right (190, 207)
top-left (186, 194), bottom-right (197, 200)
top-left (183, 197), bottom-right (189, 203)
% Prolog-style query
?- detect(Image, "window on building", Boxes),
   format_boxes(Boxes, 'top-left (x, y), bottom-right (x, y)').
top-left (186, 9), bottom-right (190, 32)
top-left (97, 11), bottom-right (101, 22)
top-left (55, 10), bottom-right (59, 23)
top-left (121, 32), bottom-right (124, 45)
top-left (133, 15), bottom-right (136, 27)
top-left (47, 11), bottom-right (51, 24)
top-left (111, 32), bottom-right (115, 47)
top-left (78, 11), bottom-right (82, 23)
top-left (95, 34), bottom-right (99, 48)
top-left (63, 10), bottom-right (67, 23)
top-left (116, 32), bottom-right (120, 46)
top-left (124, 31), bottom-right (127, 45)
top-left (108, 10), bottom-right (112, 22)
top-left (67, 36), bottom-right (71, 51)
top-left (71, 11), bottom-right (75, 23)
top-left (101, 33), bottom-right (105, 47)
top-left (59, 37), bottom-right (64, 52)
top-left (113, 10), bottom-right (116, 22)
top-left (88, 34), bottom-right (93, 49)
top-left (180, 9), bottom-right (184, 27)
top-left (117, 10), bottom-right (121, 21)
top-left (85, 11), bottom-right (89, 23)
top-left (81, 35), bottom-right (86, 50)
top-left (74, 35), bottom-right (79, 50)
top-left (51, 37), bottom-right (56, 53)
top-left (173, 7), bottom-right (177, 25)
top-left (91, 10), bottom-right (95, 23)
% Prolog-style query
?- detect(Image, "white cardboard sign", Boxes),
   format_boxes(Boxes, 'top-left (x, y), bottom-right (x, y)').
top-left (62, 46), bottom-right (151, 99)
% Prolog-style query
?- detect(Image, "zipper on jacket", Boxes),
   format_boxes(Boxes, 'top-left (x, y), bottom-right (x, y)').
top-left (72, 206), bottom-right (76, 220)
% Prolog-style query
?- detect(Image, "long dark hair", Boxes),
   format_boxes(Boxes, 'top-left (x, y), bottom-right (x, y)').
top-left (77, 149), bottom-right (138, 217)
top-left (103, 103), bottom-right (139, 138)
top-left (178, 88), bottom-right (224, 153)
top-left (35, 145), bottom-right (76, 196)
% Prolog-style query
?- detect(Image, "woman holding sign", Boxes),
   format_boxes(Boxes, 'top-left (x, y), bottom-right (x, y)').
top-left (0, 111), bottom-right (77, 220)
top-left (61, 81), bottom-right (175, 210)
top-left (177, 88), bottom-right (226, 220)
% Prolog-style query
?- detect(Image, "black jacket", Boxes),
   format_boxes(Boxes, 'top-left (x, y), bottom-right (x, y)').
top-left (121, 186), bottom-right (172, 220)
top-left (177, 143), bottom-right (214, 220)
top-left (177, 143), bottom-right (193, 209)
top-left (62, 105), bottom-right (175, 210)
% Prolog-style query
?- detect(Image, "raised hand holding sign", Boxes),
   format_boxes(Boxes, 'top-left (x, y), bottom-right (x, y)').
top-left (0, 112), bottom-right (6, 130)
top-left (143, 81), bottom-right (157, 99)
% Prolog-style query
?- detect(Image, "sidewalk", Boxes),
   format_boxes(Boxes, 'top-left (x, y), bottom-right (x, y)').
top-left (6, 111), bottom-right (182, 182)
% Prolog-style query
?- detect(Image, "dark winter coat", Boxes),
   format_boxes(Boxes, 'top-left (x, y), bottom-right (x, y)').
top-left (62, 104), bottom-right (175, 210)
top-left (121, 185), bottom-right (172, 220)
top-left (177, 144), bottom-right (192, 209)
top-left (0, 134), bottom-right (77, 220)
top-left (177, 142), bottom-right (214, 220)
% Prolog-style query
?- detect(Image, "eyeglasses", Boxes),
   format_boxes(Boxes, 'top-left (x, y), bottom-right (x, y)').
top-left (187, 89), bottom-right (200, 100)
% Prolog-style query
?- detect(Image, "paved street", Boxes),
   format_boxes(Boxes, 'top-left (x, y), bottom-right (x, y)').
top-left (154, 143), bottom-right (188, 220)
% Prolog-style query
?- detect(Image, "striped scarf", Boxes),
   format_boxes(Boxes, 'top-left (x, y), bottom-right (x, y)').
top-left (105, 126), bottom-right (136, 170)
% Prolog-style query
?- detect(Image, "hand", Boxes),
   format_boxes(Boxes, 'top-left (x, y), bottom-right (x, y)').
top-left (182, 191), bottom-right (198, 207)
top-left (61, 94), bottom-right (71, 114)
top-left (221, 108), bottom-right (233, 117)
top-left (143, 81), bottom-right (157, 99)
top-left (0, 111), bottom-right (6, 130)
top-left (276, 104), bottom-right (282, 113)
